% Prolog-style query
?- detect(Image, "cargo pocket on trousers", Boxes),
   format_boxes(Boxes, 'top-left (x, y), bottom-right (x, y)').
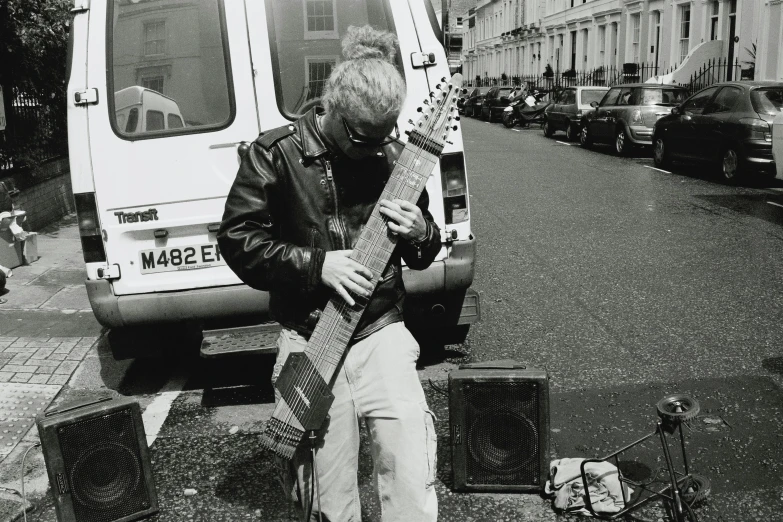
top-left (421, 401), bottom-right (438, 488)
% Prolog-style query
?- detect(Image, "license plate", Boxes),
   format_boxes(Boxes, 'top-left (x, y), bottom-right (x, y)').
top-left (139, 243), bottom-right (225, 274)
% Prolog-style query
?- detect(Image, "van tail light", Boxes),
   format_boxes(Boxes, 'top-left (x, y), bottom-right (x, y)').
top-left (739, 117), bottom-right (772, 141)
top-left (74, 193), bottom-right (107, 263)
top-left (440, 152), bottom-right (469, 224)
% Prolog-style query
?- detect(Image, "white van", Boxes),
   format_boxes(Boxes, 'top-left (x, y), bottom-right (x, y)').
top-left (68, 0), bottom-right (478, 352)
top-left (114, 86), bottom-right (185, 134)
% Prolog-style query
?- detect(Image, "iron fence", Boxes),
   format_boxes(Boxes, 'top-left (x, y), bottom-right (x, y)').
top-left (0, 88), bottom-right (67, 174)
top-left (464, 58), bottom-right (742, 97)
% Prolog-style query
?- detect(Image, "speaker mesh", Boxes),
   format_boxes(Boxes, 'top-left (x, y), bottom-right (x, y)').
top-left (463, 381), bottom-right (540, 485)
top-left (58, 409), bottom-right (151, 522)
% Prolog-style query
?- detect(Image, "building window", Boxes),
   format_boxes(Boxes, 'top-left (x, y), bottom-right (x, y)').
top-left (303, 0), bottom-right (337, 39)
top-left (679, 5), bottom-right (691, 64)
top-left (710, 1), bottom-right (719, 40)
top-left (306, 58), bottom-right (336, 101)
top-left (142, 76), bottom-right (164, 94)
top-left (599, 25), bottom-right (606, 66)
top-left (631, 13), bottom-right (640, 64)
top-left (144, 21), bottom-right (165, 56)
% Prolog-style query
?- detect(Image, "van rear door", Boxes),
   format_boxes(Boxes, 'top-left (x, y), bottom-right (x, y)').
top-left (249, 0), bottom-right (471, 259)
top-left (87, 0), bottom-right (258, 296)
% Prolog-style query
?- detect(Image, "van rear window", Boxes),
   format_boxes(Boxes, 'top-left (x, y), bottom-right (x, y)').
top-left (108, 0), bottom-right (233, 138)
top-left (265, 0), bottom-right (402, 119)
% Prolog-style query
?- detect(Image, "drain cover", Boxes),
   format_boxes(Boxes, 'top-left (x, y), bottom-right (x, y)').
top-left (200, 322), bottom-right (282, 358)
top-left (0, 382), bottom-right (60, 457)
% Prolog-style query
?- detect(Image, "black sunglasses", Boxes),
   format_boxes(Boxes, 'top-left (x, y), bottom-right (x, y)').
top-left (341, 116), bottom-right (399, 147)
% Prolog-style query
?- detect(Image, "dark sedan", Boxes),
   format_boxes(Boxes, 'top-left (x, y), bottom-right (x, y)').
top-left (580, 83), bottom-right (688, 155)
top-left (653, 81), bottom-right (783, 182)
top-left (480, 86), bottom-right (520, 122)
top-left (463, 87), bottom-right (491, 118)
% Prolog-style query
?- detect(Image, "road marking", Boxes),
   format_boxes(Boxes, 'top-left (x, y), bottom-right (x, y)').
top-left (555, 141), bottom-right (573, 146)
top-left (143, 367), bottom-right (188, 447)
top-left (767, 201), bottom-right (783, 209)
top-left (512, 128), bottom-right (521, 132)
top-left (644, 166), bottom-right (671, 174)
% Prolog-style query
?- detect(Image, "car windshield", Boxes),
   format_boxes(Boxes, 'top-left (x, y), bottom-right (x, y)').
top-left (750, 88), bottom-right (783, 115)
top-left (580, 90), bottom-right (606, 106)
top-left (637, 88), bottom-right (687, 106)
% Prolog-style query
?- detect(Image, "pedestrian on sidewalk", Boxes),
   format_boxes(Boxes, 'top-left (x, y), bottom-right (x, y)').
top-left (218, 25), bottom-right (441, 521)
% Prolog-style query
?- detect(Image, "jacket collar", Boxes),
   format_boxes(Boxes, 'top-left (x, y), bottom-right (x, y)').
top-left (297, 107), bottom-right (330, 159)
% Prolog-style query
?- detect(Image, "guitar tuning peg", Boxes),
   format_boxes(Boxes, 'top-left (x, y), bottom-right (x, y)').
top-left (408, 119), bottom-right (414, 125)
top-left (455, 116), bottom-right (461, 121)
top-left (429, 92), bottom-right (435, 98)
top-left (441, 77), bottom-right (447, 82)
top-left (423, 99), bottom-right (430, 105)
top-left (416, 107), bottom-right (423, 112)
top-left (435, 84), bottom-right (441, 90)
top-left (430, 106), bottom-right (435, 112)
top-left (452, 125), bottom-right (458, 131)
top-left (452, 97), bottom-right (457, 102)
top-left (404, 130), bottom-right (411, 136)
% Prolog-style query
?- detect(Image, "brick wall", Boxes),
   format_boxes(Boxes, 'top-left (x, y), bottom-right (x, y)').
top-left (13, 159), bottom-right (75, 231)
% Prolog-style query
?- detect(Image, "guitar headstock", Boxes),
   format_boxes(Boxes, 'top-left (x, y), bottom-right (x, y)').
top-left (407, 73), bottom-right (463, 146)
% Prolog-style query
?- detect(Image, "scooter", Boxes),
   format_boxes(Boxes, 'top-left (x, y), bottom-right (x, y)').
top-left (502, 90), bottom-right (551, 128)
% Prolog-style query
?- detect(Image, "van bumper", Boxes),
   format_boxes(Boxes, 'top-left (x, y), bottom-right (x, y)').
top-left (86, 236), bottom-right (478, 329)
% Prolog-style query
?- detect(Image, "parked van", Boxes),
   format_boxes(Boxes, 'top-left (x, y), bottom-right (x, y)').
top-left (114, 86), bottom-right (185, 134)
top-left (67, 0), bottom-right (478, 352)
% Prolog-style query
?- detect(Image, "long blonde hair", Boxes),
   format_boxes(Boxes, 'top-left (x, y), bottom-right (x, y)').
top-left (321, 25), bottom-right (406, 125)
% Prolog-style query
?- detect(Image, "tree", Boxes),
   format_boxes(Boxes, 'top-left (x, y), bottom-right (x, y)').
top-left (0, 0), bottom-right (71, 168)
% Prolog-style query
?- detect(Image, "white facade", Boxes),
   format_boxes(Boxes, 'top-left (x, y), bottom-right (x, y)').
top-left (459, 0), bottom-right (779, 83)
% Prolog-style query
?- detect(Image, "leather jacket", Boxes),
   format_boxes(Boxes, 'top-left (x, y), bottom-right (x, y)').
top-left (218, 108), bottom-right (441, 340)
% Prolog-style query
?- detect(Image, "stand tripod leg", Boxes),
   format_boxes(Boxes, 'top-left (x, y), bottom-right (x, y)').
top-left (657, 421), bottom-right (686, 522)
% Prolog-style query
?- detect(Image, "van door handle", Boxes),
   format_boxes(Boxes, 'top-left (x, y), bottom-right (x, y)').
top-left (210, 141), bottom-right (251, 158)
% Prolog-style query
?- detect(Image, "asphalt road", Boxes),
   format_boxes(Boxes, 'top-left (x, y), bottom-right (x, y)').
top-left (21, 117), bottom-right (783, 521)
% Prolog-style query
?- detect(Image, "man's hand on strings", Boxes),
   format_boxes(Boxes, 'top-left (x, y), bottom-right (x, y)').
top-left (379, 199), bottom-right (427, 243)
top-left (321, 250), bottom-right (374, 306)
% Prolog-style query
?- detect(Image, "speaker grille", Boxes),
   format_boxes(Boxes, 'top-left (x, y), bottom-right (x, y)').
top-left (463, 381), bottom-right (540, 485)
top-left (58, 409), bottom-right (151, 522)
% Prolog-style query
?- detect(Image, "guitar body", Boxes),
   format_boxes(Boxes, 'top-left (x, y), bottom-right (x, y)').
top-left (262, 74), bottom-right (463, 460)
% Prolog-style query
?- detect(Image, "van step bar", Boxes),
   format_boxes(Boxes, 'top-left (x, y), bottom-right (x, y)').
top-left (200, 322), bottom-right (282, 358)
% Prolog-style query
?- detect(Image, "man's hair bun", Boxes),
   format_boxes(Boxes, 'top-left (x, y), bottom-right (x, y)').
top-left (342, 25), bottom-right (397, 63)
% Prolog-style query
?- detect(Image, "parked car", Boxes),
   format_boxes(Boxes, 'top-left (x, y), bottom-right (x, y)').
top-left (480, 86), bottom-right (520, 122)
top-left (580, 83), bottom-right (688, 155)
top-left (463, 86), bottom-right (491, 118)
top-left (774, 111), bottom-right (783, 179)
top-left (653, 81), bottom-right (783, 182)
top-left (543, 86), bottom-right (608, 141)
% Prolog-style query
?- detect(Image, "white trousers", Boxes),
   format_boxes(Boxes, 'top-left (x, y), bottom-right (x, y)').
top-left (272, 323), bottom-right (438, 522)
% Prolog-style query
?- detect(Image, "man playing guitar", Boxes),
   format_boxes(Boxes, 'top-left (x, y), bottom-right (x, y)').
top-left (219, 25), bottom-right (441, 521)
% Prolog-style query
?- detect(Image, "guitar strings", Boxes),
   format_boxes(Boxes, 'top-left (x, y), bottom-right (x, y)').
top-left (267, 82), bottom-right (459, 450)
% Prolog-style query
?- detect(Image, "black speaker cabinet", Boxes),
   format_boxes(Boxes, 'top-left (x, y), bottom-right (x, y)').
top-left (449, 361), bottom-right (549, 492)
top-left (36, 395), bottom-right (158, 522)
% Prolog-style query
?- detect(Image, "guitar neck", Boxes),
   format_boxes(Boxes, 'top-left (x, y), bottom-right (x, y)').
top-left (304, 142), bottom-right (441, 378)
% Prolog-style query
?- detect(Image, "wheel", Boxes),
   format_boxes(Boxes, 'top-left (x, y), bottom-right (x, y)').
top-left (565, 123), bottom-right (577, 142)
top-left (580, 124), bottom-right (592, 148)
top-left (615, 127), bottom-right (629, 156)
top-left (680, 474), bottom-right (711, 505)
top-left (502, 112), bottom-right (517, 128)
top-left (653, 137), bottom-right (672, 169)
top-left (720, 147), bottom-right (742, 183)
top-left (656, 394), bottom-right (700, 423)
top-left (543, 119), bottom-right (553, 137)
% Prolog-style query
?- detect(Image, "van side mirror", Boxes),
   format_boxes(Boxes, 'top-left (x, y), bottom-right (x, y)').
top-left (590, 101), bottom-right (599, 108)
top-left (671, 107), bottom-right (680, 115)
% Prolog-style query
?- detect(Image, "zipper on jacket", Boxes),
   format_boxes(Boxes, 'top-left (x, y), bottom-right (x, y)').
top-left (324, 159), bottom-right (348, 249)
